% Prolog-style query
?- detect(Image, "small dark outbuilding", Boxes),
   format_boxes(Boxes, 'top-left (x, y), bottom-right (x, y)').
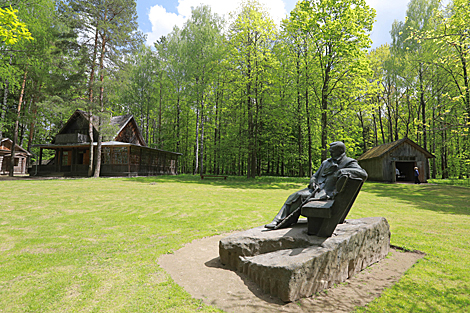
top-left (357, 138), bottom-right (435, 183)
top-left (0, 138), bottom-right (32, 175)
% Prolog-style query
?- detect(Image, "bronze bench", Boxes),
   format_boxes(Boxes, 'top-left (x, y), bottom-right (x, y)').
top-left (301, 176), bottom-right (364, 237)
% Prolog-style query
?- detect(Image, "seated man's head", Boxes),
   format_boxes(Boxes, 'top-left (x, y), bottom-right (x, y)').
top-left (328, 141), bottom-right (346, 159)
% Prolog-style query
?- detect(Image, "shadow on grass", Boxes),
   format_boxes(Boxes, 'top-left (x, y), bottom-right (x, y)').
top-left (124, 174), bottom-right (308, 190)
top-left (363, 181), bottom-right (470, 216)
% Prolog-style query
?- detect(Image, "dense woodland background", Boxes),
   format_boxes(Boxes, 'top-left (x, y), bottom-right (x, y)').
top-left (1, 0), bottom-right (469, 178)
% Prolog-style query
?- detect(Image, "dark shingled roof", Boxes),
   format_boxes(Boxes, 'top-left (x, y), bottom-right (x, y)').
top-left (110, 114), bottom-right (133, 130)
top-left (357, 138), bottom-right (435, 161)
top-left (59, 110), bottom-right (132, 137)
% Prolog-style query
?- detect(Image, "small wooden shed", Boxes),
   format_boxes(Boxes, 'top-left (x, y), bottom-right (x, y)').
top-left (357, 138), bottom-right (435, 183)
top-left (0, 138), bottom-right (32, 175)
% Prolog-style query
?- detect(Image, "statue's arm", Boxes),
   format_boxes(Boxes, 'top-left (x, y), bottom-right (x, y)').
top-left (337, 160), bottom-right (368, 181)
top-left (309, 161), bottom-right (325, 189)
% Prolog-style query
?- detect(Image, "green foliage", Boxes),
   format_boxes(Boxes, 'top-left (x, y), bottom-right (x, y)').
top-left (2, 0), bottom-right (469, 179)
top-left (0, 5), bottom-right (33, 45)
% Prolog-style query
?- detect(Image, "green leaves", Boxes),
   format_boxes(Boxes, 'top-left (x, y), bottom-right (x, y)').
top-left (0, 5), bottom-right (33, 45)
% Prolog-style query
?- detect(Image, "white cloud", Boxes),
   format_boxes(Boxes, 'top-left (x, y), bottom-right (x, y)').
top-left (365, 0), bottom-right (410, 48)
top-left (145, 0), bottom-right (287, 46)
top-left (146, 5), bottom-right (186, 45)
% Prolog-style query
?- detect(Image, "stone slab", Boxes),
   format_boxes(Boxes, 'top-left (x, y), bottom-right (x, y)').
top-left (219, 217), bottom-right (390, 302)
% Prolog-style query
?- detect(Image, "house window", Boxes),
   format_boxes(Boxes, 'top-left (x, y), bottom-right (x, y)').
top-left (102, 147), bottom-right (111, 164)
top-left (130, 146), bottom-right (140, 165)
top-left (112, 147), bottom-right (127, 164)
top-left (62, 151), bottom-right (70, 166)
top-left (78, 151), bottom-right (84, 164)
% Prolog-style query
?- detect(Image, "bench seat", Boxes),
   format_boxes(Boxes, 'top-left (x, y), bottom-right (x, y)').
top-left (301, 177), bottom-right (364, 237)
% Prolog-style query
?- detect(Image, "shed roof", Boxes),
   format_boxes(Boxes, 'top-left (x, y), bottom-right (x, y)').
top-left (357, 138), bottom-right (435, 161)
top-left (0, 138), bottom-right (32, 156)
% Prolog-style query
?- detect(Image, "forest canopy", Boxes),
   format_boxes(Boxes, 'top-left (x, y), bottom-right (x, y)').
top-left (1, 0), bottom-right (469, 179)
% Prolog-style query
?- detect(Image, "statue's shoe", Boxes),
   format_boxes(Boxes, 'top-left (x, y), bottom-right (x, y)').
top-left (264, 221), bottom-right (278, 229)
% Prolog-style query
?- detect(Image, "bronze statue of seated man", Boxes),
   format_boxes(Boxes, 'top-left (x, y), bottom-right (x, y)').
top-left (265, 141), bottom-right (368, 229)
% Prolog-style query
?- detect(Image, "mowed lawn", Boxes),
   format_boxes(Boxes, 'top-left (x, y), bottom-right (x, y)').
top-left (0, 176), bottom-right (469, 312)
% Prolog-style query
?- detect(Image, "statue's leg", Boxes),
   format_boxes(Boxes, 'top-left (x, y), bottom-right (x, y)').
top-left (265, 190), bottom-right (307, 229)
top-left (264, 203), bottom-right (292, 229)
top-left (274, 197), bottom-right (303, 229)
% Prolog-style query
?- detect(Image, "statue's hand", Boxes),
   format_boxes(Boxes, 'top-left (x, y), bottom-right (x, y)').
top-left (309, 177), bottom-right (316, 189)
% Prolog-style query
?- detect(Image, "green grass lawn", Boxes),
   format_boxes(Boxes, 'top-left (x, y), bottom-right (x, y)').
top-left (428, 177), bottom-right (470, 188)
top-left (0, 175), bottom-right (469, 312)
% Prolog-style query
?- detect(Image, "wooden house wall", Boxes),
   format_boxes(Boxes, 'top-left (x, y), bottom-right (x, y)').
top-left (0, 155), bottom-right (28, 174)
top-left (100, 146), bottom-right (177, 176)
top-left (385, 143), bottom-right (429, 182)
top-left (0, 140), bottom-right (29, 175)
top-left (358, 158), bottom-right (383, 181)
top-left (359, 142), bottom-right (430, 182)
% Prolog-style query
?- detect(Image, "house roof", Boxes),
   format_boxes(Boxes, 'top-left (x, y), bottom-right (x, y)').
top-left (57, 110), bottom-right (146, 146)
top-left (357, 138), bottom-right (435, 161)
top-left (57, 110), bottom-right (99, 136)
top-left (111, 114), bottom-right (147, 146)
top-left (110, 114), bottom-right (133, 130)
top-left (0, 138), bottom-right (32, 156)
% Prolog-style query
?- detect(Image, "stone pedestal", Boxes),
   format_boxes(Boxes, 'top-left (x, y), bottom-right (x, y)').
top-left (219, 217), bottom-right (390, 302)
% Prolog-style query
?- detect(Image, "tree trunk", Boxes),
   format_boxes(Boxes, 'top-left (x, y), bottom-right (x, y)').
top-left (87, 25), bottom-right (100, 177)
top-left (158, 71), bottom-right (163, 148)
top-left (213, 83), bottom-right (220, 174)
top-left (27, 82), bottom-right (40, 169)
top-left (0, 56), bottom-right (12, 140)
top-left (88, 111), bottom-right (94, 177)
top-left (305, 83), bottom-right (312, 177)
top-left (386, 96), bottom-right (393, 143)
top-left (0, 78), bottom-right (8, 141)
top-left (441, 114), bottom-right (448, 179)
top-left (378, 104), bottom-right (386, 144)
top-left (431, 91), bottom-right (437, 179)
top-left (321, 65), bottom-right (330, 161)
top-left (372, 112), bottom-right (378, 146)
top-left (94, 31), bottom-right (107, 178)
top-left (358, 111), bottom-right (367, 152)
top-left (460, 51), bottom-right (470, 177)
top-left (10, 70), bottom-right (27, 177)
top-left (419, 64), bottom-right (427, 150)
top-left (200, 90), bottom-right (205, 175)
top-left (194, 96), bottom-right (200, 175)
top-left (176, 93), bottom-right (180, 152)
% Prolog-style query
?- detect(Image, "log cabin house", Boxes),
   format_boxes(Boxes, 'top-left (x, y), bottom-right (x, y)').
top-left (357, 138), bottom-right (435, 183)
top-left (32, 110), bottom-right (181, 177)
top-left (0, 138), bottom-right (32, 175)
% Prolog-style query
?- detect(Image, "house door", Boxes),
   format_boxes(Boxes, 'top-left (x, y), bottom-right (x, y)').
top-left (395, 162), bottom-right (414, 182)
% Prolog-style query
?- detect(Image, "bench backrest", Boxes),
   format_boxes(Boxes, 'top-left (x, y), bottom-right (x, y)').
top-left (335, 176), bottom-right (364, 224)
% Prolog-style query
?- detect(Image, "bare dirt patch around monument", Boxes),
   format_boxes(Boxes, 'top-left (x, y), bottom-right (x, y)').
top-left (159, 233), bottom-right (424, 313)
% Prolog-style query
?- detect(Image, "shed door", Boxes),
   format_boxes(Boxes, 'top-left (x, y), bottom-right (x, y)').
top-left (396, 162), bottom-right (414, 182)
top-left (417, 161), bottom-right (425, 182)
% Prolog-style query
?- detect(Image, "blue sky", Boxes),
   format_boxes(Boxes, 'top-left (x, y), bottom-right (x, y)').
top-left (136, 0), bottom-right (413, 49)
